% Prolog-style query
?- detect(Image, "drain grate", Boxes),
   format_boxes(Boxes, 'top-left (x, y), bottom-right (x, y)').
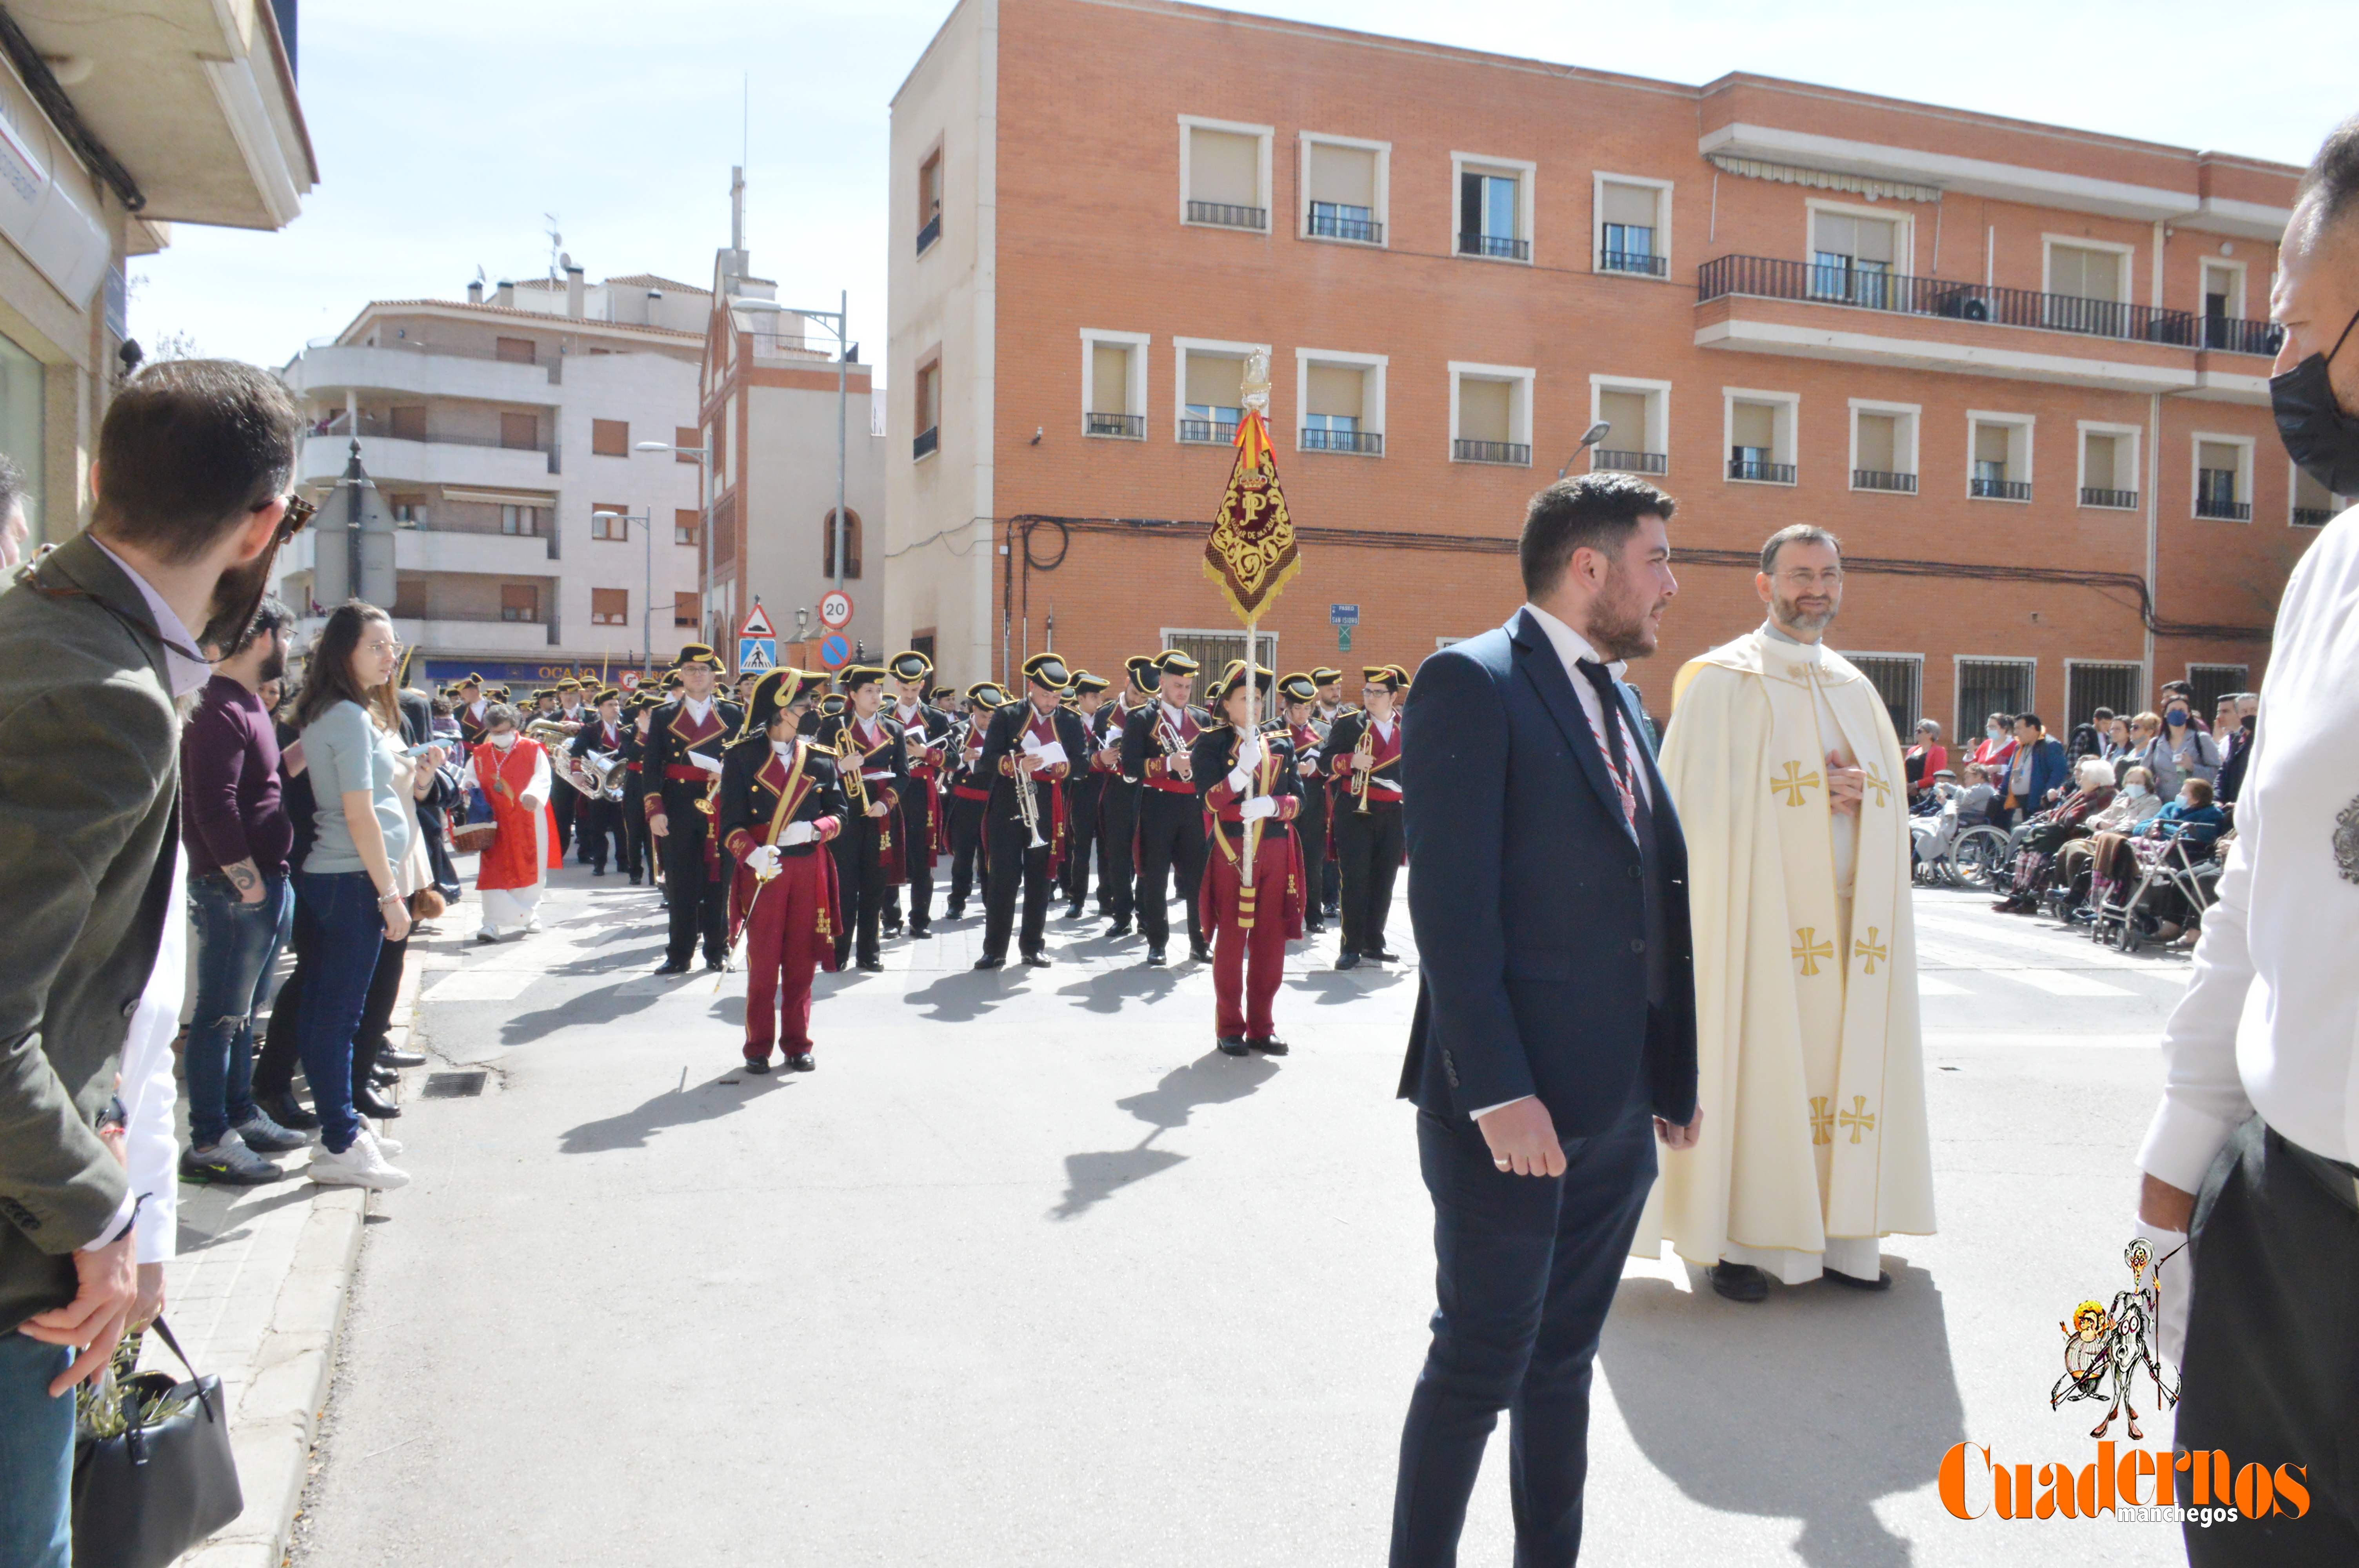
top-left (420, 1071), bottom-right (488, 1099)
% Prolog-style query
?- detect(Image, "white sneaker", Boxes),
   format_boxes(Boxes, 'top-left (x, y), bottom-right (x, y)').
top-left (358, 1116), bottom-right (404, 1157)
top-left (307, 1128), bottom-right (410, 1191)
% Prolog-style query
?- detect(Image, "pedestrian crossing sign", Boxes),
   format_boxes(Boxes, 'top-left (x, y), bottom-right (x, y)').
top-left (739, 638), bottom-right (776, 672)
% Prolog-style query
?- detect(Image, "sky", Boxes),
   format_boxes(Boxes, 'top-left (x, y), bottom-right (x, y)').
top-left (131, 0), bottom-right (2359, 374)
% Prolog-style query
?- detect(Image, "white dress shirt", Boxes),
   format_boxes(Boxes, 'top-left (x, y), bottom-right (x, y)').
top-left (2138, 506), bottom-right (2359, 1189)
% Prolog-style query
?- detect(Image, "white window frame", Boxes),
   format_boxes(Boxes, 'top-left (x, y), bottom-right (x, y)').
top-left (2041, 233), bottom-right (2138, 304)
top-left (1078, 328), bottom-right (1150, 440)
top-left (1846, 398), bottom-right (1921, 493)
top-left (1722, 387), bottom-right (1800, 486)
top-left (1591, 172), bottom-right (1673, 281)
top-left (1172, 335), bottom-right (1270, 445)
top-left (1587, 374), bottom-right (1671, 471)
top-left (1298, 131), bottom-right (1390, 249)
top-left (1447, 361), bottom-right (1535, 464)
top-left (1450, 151), bottom-right (1536, 266)
top-left (1805, 198), bottom-right (1917, 279)
top-left (1294, 348), bottom-right (1387, 457)
top-left (1177, 115), bottom-right (1274, 232)
top-left (2286, 456), bottom-right (2349, 528)
top-left (2189, 431), bottom-right (2257, 521)
top-left (2075, 420), bottom-right (2143, 509)
top-left (2198, 256), bottom-right (2249, 320)
top-left (1965, 410), bottom-right (2036, 502)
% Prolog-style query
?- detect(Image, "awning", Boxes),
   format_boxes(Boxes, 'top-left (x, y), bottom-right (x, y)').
top-left (1707, 152), bottom-right (1941, 205)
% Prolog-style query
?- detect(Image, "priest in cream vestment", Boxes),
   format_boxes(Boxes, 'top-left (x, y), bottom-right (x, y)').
top-left (1634, 526), bottom-right (1935, 1299)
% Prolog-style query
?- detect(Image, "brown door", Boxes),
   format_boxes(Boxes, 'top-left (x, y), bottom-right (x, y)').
top-left (500, 412), bottom-right (538, 449)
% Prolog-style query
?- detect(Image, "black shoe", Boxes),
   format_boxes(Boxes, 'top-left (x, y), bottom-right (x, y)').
top-left (1335, 951), bottom-right (1361, 971)
top-left (973, 955), bottom-right (1006, 971)
top-left (946, 903), bottom-right (965, 920)
top-left (1065, 904), bottom-right (1086, 920)
top-left (787, 1053), bottom-right (816, 1073)
top-left (629, 874), bottom-right (642, 886)
top-left (592, 866), bottom-right (607, 877)
top-left (705, 957), bottom-right (727, 974)
top-left (1145, 948), bottom-right (1167, 967)
top-left (742, 1056), bottom-right (772, 1076)
top-left (369, 1065), bottom-right (398, 1087)
top-left (1189, 943), bottom-right (1213, 965)
top-left (1023, 951), bottom-right (1051, 967)
top-left (910, 923), bottom-right (931, 939)
top-left (1105, 920), bottom-right (1132, 939)
top-left (1247, 1036), bottom-right (1288, 1056)
top-left (857, 957), bottom-right (884, 973)
top-left (882, 921), bottom-right (904, 938)
top-left (1825, 1268), bottom-right (1893, 1292)
top-left (1217, 1036), bottom-right (1250, 1057)
top-left (353, 1086), bottom-right (402, 1120)
top-left (654, 959), bottom-right (691, 975)
top-left (1305, 920), bottom-right (1325, 936)
top-left (262, 1093), bottom-right (320, 1132)
top-left (1368, 947), bottom-right (1399, 963)
top-left (380, 1048), bottom-right (426, 1069)
top-left (1710, 1262), bottom-right (1769, 1303)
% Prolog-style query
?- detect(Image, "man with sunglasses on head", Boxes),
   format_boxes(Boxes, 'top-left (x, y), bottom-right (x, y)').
top-left (0, 360), bottom-right (306, 1564)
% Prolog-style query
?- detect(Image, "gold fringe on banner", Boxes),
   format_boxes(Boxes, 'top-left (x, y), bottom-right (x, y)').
top-left (1202, 408), bottom-right (1302, 623)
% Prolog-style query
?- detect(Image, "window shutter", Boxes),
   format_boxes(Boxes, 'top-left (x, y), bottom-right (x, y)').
top-left (1188, 129), bottom-right (1258, 205)
top-left (495, 336), bottom-right (536, 364)
top-left (1855, 414), bottom-right (1897, 472)
top-left (1731, 403), bottom-right (1776, 450)
top-left (1598, 390), bottom-right (1649, 449)
top-left (1601, 183), bottom-right (1656, 227)
top-left (1305, 365), bottom-right (1364, 420)
top-left (500, 412), bottom-right (538, 449)
top-left (1458, 380), bottom-right (1512, 443)
top-left (1184, 354), bottom-right (1243, 410)
top-left (1090, 345), bottom-right (1130, 415)
top-left (1307, 143), bottom-right (1376, 207)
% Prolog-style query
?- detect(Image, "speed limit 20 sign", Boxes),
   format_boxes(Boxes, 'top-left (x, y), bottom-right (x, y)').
top-left (818, 590), bottom-right (854, 630)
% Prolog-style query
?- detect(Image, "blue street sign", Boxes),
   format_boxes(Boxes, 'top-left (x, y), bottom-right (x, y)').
top-left (818, 632), bottom-right (852, 670)
top-left (1329, 603), bottom-right (1360, 626)
top-left (738, 637), bottom-right (777, 672)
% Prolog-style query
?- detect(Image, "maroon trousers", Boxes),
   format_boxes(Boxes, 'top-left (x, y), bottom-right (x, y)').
top-left (742, 853), bottom-right (828, 1060)
top-left (1204, 831), bottom-right (1298, 1039)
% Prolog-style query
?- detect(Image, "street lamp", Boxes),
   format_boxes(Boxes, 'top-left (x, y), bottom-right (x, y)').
top-left (1556, 419), bottom-right (1614, 481)
top-left (589, 508), bottom-right (654, 669)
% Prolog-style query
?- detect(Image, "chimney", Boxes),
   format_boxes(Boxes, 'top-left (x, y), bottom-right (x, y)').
top-left (494, 279), bottom-right (514, 308)
top-left (565, 263), bottom-right (585, 318)
top-left (466, 279), bottom-right (483, 305)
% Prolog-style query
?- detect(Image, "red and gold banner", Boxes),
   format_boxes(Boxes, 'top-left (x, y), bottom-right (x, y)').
top-left (1201, 408), bottom-right (1301, 623)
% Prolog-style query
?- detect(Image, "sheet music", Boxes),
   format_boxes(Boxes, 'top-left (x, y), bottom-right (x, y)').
top-left (1021, 736), bottom-right (1069, 769)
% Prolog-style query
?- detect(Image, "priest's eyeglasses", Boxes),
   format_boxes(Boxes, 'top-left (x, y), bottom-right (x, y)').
top-left (1773, 567), bottom-right (1845, 588)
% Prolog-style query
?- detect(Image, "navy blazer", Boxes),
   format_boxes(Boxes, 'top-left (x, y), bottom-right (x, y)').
top-left (1397, 608), bottom-right (1698, 1136)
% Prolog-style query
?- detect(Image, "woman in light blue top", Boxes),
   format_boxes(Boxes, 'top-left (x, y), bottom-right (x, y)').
top-left (287, 602), bottom-right (412, 1189)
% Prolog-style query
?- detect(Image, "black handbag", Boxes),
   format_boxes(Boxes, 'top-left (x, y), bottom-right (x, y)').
top-left (70, 1318), bottom-right (243, 1568)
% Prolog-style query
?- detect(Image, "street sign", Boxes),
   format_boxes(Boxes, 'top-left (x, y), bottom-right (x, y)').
top-left (737, 605), bottom-right (778, 675)
top-left (818, 590), bottom-right (854, 631)
top-left (817, 632), bottom-right (852, 670)
top-left (740, 604), bottom-right (776, 639)
top-left (618, 671), bottom-right (640, 691)
top-left (1329, 603), bottom-right (1359, 626)
top-left (1338, 625), bottom-right (1353, 652)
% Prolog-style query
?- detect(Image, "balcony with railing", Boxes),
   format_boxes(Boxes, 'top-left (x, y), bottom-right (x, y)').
top-left (1969, 477), bottom-right (2033, 501)
top-left (1852, 469), bottom-right (1917, 493)
top-left (1307, 207), bottom-right (1382, 245)
top-left (1458, 232), bottom-right (1530, 261)
top-left (1599, 248), bottom-right (1667, 278)
top-left (1727, 457), bottom-right (1796, 484)
top-left (1453, 438), bottom-right (1530, 465)
top-left (1592, 448), bottom-right (1668, 474)
top-left (2081, 487), bottom-right (2140, 510)
top-left (2294, 506), bottom-right (2337, 527)
top-left (1085, 412), bottom-right (1144, 439)
top-left (1180, 417), bottom-right (1239, 445)
top-left (1186, 200), bottom-right (1266, 232)
top-left (1301, 427), bottom-right (1382, 455)
top-left (298, 432), bottom-right (560, 489)
top-left (2195, 475), bottom-right (2251, 521)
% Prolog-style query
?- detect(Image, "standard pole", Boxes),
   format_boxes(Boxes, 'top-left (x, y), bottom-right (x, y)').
top-left (698, 436), bottom-right (711, 656)
top-left (642, 510), bottom-right (652, 668)
top-left (834, 291), bottom-right (847, 595)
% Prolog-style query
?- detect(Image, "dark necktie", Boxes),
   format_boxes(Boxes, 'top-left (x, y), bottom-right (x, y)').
top-left (1576, 658), bottom-right (1647, 833)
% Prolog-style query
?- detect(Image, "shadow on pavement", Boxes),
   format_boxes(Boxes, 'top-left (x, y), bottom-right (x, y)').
top-left (498, 977), bottom-right (674, 1045)
top-left (1289, 969), bottom-right (1409, 1005)
top-left (1597, 1258), bottom-right (1965, 1567)
top-left (1054, 964), bottom-right (1181, 1015)
top-left (900, 971), bottom-right (1013, 1023)
top-left (1053, 1050), bottom-right (1281, 1220)
top-left (558, 1070), bottom-right (793, 1154)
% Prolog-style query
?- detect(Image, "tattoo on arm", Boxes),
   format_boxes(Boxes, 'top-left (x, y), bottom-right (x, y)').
top-left (224, 858), bottom-right (263, 902)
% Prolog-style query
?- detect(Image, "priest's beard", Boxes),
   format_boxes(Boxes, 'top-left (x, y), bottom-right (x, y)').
top-left (1584, 561), bottom-right (1668, 661)
top-left (198, 540), bottom-right (284, 655)
top-left (1769, 586), bottom-right (1839, 638)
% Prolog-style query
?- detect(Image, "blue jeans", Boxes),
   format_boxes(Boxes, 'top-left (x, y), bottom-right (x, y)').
top-left (293, 869), bottom-right (385, 1154)
top-left (185, 870), bottom-right (293, 1147)
top-left (0, 1334), bottom-right (73, 1568)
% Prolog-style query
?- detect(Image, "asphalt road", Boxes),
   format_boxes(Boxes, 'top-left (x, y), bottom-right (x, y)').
top-left (289, 867), bottom-right (2196, 1567)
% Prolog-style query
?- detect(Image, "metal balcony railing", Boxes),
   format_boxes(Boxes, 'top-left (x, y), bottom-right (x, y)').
top-left (1307, 209), bottom-right (1382, 244)
top-left (1458, 232), bottom-right (1530, 261)
top-left (1593, 448), bottom-right (1668, 474)
top-left (1852, 469), bottom-right (1918, 493)
top-left (1085, 412), bottom-right (1144, 438)
top-left (1186, 200), bottom-right (1267, 231)
top-left (1179, 417), bottom-right (1239, 445)
top-left (913, 426), bottom-right (938, 460)
top-left (1599, 249), bottom-right (1668, 278)
top-left (1696, 254), bottom-right (2286, 355)
top-left (1453, 439), bottom-right (1530, 465)
top-left (2081, 487), bottom-right (2140, 510)
top-left (2195, 495), bottom-right (2253, 521)
top-left (1301, 427), bottom-right (1383, 454)
top-left (2294, 506), bottom-right (2337, 527)
top-left (916, 214), bottom-right (941, 254)
top-left (1970, 477), bottom-right (2033, 501)
top-left (1727, 457), bottom-right (1796, 484)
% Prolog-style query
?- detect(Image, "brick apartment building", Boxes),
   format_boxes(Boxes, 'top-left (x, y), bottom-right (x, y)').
top-left (885, 0), bottom-right (2328, 735)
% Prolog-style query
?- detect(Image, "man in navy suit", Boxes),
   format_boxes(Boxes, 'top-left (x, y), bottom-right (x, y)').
top-left (1390, 473), bottom-right (1702, 1567)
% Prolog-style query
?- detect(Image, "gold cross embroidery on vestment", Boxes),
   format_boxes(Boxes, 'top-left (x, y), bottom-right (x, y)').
top-left (1862, 766), bottom-right (1891, 809)
top-left (1809, 1096), bottom-right (1834, 1146)
top-left (1854, 927), bottom-right (1888, 975)
top-left (1792, 927), bottom-right (1834, 976)
top-left (1840, 1096), bottom-right (1876, 1144)
top-left (1771, 762), bottom-right (1823, 806)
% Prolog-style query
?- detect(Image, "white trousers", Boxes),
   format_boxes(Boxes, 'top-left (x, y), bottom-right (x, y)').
top-left (480, 884), bottom-right (542, 936)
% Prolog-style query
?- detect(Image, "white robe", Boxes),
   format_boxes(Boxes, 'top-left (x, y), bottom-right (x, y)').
top-left (1634, 626), bottom-right (1936, 1281)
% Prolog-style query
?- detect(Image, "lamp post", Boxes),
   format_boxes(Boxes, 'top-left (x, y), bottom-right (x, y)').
top-left (1556, 419), bottom-right (1614, 481)
top-left (589, 508), bottom-right (655, 669)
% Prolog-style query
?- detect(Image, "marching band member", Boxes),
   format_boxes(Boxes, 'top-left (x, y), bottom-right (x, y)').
top-left (974, 654), bottom-right (1092, 970)
top-left (720, 668), bottom-right (846, 1074)
top-left (463, 704), bottom-right (563, 942)
top-left (810, 665), bottom-right (907, 971)
top-left (1061, 671), bottom-right (1111, 920)
top-left (1120, 648), bottom-right (1211, 967)
top-left (1191, 661), bottom-right (1305, 1056)
top-left (454, 672), bottom-right (490, 751)
top-left (1276, 672), bottom-right (1330, 937)
top-left (620, 691), bottom-right (659, 891)
top-left (945, 683), bottom-right (1007, 917)
top-left (551, 677), bottom-right (588, 862)
top-left (639, 645), bottom-right (744, 974)
top-left (1096, 655), bottom-right (1156, 937)
top-left (1307, 665), bottom-right (1349, 921)
top-left (562, 688), bottom-right (630, 878)
top-left (882, 650), bottom-right (952, 939)
top-left (1320, 664), bottom-right (1406, 970)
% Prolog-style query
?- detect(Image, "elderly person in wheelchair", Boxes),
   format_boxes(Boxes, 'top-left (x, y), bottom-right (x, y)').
top-left (1992, 756), bottom-right (2124, 914)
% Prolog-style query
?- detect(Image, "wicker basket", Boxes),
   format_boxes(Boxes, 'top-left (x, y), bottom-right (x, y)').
top-left (449, 820), bottom-right (498, 856)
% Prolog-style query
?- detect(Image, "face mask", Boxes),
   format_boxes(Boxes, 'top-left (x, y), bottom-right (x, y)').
top-left (1986, 725), bottom-right (2003, 740)
top-left (2271, 305), bottom-right (2359, 495)
top-left (2125, 784), bottom-right (2147, 800)
top-left (491, 731), bottom-right (516, 750)
top-left (2166, 708), bottom-right (2188, 726)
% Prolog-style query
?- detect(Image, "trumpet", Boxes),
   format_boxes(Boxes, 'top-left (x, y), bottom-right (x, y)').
top-left (1352, 720), bottom-right (1375, 815)
top-left (1011, 741), bottom-right (1049, 851)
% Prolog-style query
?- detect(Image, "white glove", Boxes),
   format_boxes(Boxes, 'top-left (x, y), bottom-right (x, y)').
top-left (689, 751), bottom-right (724, 775)
top-left (1235, 730), bottom-right (1264, 771)
top-left (780, 821), bottom-right (817, 847)
top-left (747, 844), bottom-right (782, 877)
top-left (1227, 766), bottom-right (1252, 794)
top-left (1241, 795), bottom-right (1278, 821)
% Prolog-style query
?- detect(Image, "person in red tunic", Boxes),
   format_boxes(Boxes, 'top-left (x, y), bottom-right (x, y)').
top-left (719, 668), bottom-right (846, 1074)
top-left (462, 704), bottom-right (563, 943)
top-left (1190, 660), bottom-right (1305, 1056)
